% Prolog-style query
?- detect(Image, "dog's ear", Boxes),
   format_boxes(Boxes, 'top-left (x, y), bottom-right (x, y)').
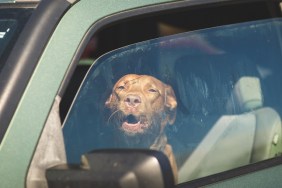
top-left (165, 85), bottom-right (177, 125)
top-left (105, 93), bottom-right (117, 108)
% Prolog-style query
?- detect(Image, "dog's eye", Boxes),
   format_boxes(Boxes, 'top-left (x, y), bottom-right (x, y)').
top-left (117, 85), bottom-right (125, 90)
top-left (148, 88), bottom-right (158, 93)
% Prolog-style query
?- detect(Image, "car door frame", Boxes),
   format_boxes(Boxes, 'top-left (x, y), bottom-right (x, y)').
top-left (1, 0), bottom-right (282, 187)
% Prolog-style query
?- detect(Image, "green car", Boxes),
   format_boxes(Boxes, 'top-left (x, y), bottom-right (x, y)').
top-left (2, 0), bottom-right (282, 187)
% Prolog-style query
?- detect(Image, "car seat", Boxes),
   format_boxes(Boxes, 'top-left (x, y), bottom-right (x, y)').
top-left (173, 54), bottom-right (282, 182)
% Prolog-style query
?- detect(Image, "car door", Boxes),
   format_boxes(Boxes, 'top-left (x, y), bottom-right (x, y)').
top-left (3, 0), bottom-right (282, 187)
top-left (56, 0), bottom-right (282, 187)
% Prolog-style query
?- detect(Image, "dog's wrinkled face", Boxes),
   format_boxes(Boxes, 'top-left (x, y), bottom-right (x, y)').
top-left (105, 74), bottom-right (177, 137)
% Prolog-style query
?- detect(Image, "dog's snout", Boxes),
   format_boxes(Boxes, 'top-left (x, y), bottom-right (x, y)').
top-left (124, 94), bottom-right (141, 107)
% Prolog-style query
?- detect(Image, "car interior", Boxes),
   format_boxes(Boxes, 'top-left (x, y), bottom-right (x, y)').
top-left (175, 53), bottom-right (282, 182)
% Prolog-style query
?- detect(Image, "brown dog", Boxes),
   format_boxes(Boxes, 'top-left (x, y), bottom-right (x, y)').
top-left (105, 74), bottom-right (178, 181)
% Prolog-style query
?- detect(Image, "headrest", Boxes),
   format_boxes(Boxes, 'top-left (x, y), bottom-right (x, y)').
top-left (233, 77), bottom-right (263, 112)
top-left (175, 54), bottom-right (261, 115)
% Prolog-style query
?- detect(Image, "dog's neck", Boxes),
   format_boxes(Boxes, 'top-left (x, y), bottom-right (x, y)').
top-left (150, 133), bottom-right (167, 152)
top-left (116, 130), bottom-right (167, 151)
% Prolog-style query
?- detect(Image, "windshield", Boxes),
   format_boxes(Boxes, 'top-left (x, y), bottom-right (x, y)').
top-left (0, 8), bottom-right (33, 71)
top-left (63, 18), bottom-right (282, 183)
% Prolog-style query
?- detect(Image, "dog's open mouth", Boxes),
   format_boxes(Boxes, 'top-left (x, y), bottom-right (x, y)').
top-left (121, 114), bottom-right (149, 134)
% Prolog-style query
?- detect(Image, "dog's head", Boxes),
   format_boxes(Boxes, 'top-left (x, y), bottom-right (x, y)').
top-left (105, 74), bottom-right (177, 136)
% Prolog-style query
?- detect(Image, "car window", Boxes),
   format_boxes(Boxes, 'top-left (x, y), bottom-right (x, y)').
top-left (59, 0), bottom-right (280, 122)
top-left (0, 19), bottom-right (17, 58)
top-left (0, 8), bottom-right (35, 142)
top-left (62, 18), bottom-right (282, 183)
top-left (0, 8), bottom-right (32, 71)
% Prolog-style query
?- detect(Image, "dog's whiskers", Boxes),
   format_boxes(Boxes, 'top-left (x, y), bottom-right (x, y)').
top-left (107, 109), bottom-right (121, 124)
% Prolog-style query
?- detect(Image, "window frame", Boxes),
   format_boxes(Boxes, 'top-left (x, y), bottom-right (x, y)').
top-left (63, 21), bottom-right (282, 188)
top-left (57, 0), bottom-right (282, 187)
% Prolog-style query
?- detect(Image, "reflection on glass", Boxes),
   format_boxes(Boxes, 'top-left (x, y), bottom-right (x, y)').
top-left (63, 18), bottom-right (282, 183)
top-left (0, 20), bottom-right (17, 66)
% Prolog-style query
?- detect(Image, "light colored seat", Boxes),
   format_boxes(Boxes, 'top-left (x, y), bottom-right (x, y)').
top-left (232, 77), bottom-right (282, 163)
top-left (174, 53), bottom-right (282, 183)
top-left (251, 107), bottom-right (282, 163)
top-left (178, 76), bottom-right (282, 183)
top-left (178, 113), bottom-right (256, 182)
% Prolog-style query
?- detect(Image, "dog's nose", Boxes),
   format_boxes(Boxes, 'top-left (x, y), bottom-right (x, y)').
top-left (124, 95), bottom-right (141, 107)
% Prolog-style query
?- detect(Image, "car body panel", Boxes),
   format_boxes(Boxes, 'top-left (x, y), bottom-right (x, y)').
top-left (0, 0), bottom-right (16, 3)
top-left (207, 165), bottom-right (282, 188)
top-left (1, 0), bottom-right (282, 187)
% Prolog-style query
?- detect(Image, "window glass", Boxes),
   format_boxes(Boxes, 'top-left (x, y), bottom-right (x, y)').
top-left (0, 8), bottom-right (35, 143)
top-left (0, 9), bottom-right (33, 71)
top-left (0, 19), bottom-right (18, 61)
top-left (63, 18), bottom-right (282, 183)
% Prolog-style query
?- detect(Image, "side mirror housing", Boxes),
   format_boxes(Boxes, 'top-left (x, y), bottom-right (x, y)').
top-left (46, 149), bottom-right (175, 188)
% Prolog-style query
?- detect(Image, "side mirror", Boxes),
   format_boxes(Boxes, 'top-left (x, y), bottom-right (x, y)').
top-left (46, 149), bottom-right (175, 188)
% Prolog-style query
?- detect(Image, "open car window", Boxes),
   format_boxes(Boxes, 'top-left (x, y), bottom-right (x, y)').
top-left (63, 18), bottom-right (282, 183)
